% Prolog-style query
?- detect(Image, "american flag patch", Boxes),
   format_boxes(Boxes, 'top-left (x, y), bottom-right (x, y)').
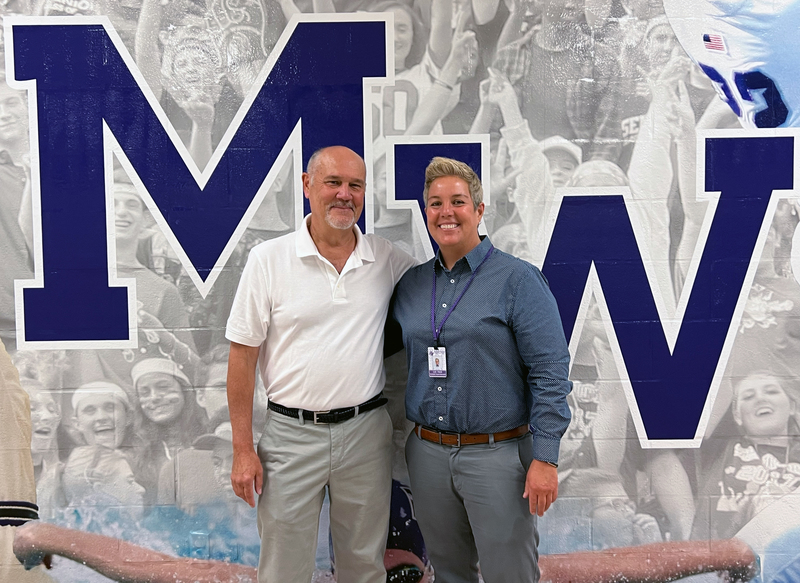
top-left (703, 33), bottom-right (726, 53)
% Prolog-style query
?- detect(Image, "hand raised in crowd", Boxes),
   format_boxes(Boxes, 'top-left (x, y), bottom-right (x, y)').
top-left (483, 68), bottom-right (519, 110)
top-left (490, 137), bottom-right (522, 199)
top-left (177, 94), bottom-right (216, 131)
top-left (137, 303), bottom-right (166, 330)
top-left (439, 15), bottom-right (479, 86)
top-left (175, 89), bottom-right (218, 167)
top-left (642, 45), bottom-right (693, 106)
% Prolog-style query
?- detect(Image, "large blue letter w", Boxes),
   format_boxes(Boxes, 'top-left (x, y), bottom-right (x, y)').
top-left (543, 137), bottom-right (794, 442)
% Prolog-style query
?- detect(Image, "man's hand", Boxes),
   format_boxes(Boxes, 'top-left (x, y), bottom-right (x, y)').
top-left (522, 459), bottom-right (558, 516)
top-left (227, 342), bottom-right (261, 506)
top-left (231, 447), bottom-right (263, 508)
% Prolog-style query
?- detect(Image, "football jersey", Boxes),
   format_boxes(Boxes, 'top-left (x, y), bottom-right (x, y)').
top-left (664, 0), bottom-right (800, 127)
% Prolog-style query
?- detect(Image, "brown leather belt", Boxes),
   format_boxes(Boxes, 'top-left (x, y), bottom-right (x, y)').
top-left (414, 424), bottom-right (529, 446)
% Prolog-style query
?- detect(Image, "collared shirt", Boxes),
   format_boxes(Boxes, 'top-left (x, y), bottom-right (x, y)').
top-left (226, 215), bottom-right (416, 410)
top-left (392, 237), bottom-right (572, 464)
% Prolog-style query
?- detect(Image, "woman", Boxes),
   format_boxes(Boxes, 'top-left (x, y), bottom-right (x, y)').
top-left (372, 1), bottom-right (427, 75)
top-left (131, 357), bottom-right (208, 501)
top-left (371, 0), bottom-right (477, 137)
top-left (390, 157), bottom-right (572, 582)
top-left (693, 370), bottom-right (800, 540)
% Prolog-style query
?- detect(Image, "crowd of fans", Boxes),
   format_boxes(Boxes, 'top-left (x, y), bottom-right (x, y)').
top-left (0, 0), bottom-right (799, 580)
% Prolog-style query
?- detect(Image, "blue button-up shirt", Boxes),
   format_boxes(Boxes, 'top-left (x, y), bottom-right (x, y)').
top-left (391, 237), bottom-right (572, 464)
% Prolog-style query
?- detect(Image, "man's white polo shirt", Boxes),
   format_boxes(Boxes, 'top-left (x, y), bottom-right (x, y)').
top-left (226, 215), bottom-right (416, 411)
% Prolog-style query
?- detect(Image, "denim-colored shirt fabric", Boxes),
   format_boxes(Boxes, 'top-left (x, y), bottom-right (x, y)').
top-left (392, 237), bottom-right (572, 464)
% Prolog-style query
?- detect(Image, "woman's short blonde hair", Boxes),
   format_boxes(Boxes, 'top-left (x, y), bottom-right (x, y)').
top-left (423, 157), bottom-right (483, 209)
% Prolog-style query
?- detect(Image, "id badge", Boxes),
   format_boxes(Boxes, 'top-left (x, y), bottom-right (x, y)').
top-left (428, 347), bottom-right (447, 378)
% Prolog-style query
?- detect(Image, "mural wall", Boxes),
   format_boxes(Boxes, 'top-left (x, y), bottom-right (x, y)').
top-left (2, 0), bottom-right (800, 581)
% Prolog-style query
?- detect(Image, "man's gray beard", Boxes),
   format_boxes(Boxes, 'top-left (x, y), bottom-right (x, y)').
top-left (325, 207), bottom-right (356, 230)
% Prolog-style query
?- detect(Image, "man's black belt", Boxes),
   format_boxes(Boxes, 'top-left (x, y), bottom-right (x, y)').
top-left (268, 393), bottom-right (387, 424)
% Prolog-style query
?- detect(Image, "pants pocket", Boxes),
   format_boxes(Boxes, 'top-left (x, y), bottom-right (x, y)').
top-left (517, 433), bottom-right (535, 473)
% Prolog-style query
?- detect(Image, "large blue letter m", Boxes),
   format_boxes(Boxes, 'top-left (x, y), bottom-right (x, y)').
top-left (7, 15), bottom-right (390, 347)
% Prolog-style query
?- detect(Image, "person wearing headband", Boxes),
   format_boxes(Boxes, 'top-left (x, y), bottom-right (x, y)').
top-left (130, 357), bottom-right (207, 503)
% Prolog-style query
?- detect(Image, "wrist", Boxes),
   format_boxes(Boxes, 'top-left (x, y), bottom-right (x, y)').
top-left (534, 458), bottom-right (558, 468)
top-left (232, 437), bottom-right (256, 452)
top-left (499, 102), bottom-right (524, 127)
top-left (438, 62), bottom-right (461, 86)
top-left (192, 119), bottom-right (214, 132)
top-left (433, 77), bottom-right (455, 91)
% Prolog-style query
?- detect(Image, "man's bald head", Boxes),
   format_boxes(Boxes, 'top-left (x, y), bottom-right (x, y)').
top-left (306, 146), bottom-right (366, 183)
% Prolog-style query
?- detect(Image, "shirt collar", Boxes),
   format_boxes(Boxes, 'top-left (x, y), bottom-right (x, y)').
top-left (434, 236), bottom-right (492, 273)
top-left (295, 214), bottom-right (374, 263)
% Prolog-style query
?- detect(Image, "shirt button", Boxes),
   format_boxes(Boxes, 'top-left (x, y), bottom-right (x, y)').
top-left (442, 303), bottom-right (447, 308)
top-left (450, 279), bottom-right (455, 284)
top-left (438, 416), bottom-right (443, 421)
top-left (437, 387), bottom-right (442, 391)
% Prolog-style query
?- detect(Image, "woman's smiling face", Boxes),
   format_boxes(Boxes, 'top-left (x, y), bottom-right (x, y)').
top-left (734, 373), bottom-right (795, 437)
top-left (392, 7), bottom-right (413, 71)
top-left (425, 175), bottom-right (484, 261)
top-left (136, 372), bottom-right (186, 425)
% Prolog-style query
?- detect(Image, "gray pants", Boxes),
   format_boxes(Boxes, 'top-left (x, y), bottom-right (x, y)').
top-left (256, 406), bottom-right (393, 583)
top-left (405, 430), bottom-right (539, 583)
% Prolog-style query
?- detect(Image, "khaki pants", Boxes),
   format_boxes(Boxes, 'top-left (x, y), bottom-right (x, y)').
top-left (256, 406), bottom-right (393, 583)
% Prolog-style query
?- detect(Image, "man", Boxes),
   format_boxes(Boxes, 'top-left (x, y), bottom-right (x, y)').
top-left (225, 146), bottom-right (416, 582)
top-left (391, 157), bottom-right (572, 582)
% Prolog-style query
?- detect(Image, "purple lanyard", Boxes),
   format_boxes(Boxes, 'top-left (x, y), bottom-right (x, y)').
top-left (431, 246), bottom-right (494, 346)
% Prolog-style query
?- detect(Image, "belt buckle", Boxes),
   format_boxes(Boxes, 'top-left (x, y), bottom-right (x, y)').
top-left (313, 410), bottom-right (330, 424)
top-left (455, 433), bottom-right (462, 447)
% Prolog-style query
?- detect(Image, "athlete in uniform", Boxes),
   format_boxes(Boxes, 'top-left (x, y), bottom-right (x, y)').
top-left (663, 0), bottom-right (800, 128)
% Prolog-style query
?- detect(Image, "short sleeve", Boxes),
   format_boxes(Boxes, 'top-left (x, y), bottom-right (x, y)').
top-left (225, 249), bottom-right (270, 347)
